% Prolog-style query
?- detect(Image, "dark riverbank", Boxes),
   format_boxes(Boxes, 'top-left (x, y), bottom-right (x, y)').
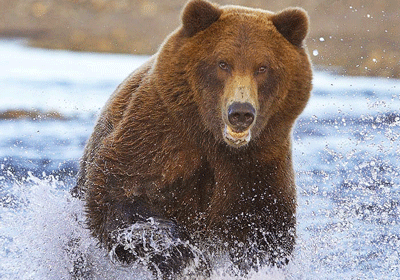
top-left (1, 0), bottom-right (399, 78)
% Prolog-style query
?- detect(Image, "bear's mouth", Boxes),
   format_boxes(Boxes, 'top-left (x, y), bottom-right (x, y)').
top-left (223, 125), bottom-right (251, 148)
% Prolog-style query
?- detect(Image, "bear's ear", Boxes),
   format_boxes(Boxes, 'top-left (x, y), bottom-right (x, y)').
top-left (272, 8), bottom-right (309, 47)
top-left (181, 0), bottom-right (222, 37)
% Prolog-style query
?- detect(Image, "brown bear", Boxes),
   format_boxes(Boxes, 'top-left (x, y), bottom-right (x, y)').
top-left (72, 0), bottom-right (312, 278)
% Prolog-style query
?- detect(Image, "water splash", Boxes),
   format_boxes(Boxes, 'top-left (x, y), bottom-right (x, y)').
top-left (0, 173), bottom-right (150, 279)
top-left (0, 173), bottom-right (295, 279)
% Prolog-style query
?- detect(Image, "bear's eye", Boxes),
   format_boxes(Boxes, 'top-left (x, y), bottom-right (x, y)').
top-left (257, 66), bottom-right (267, 74)
top-left (219, 61), bottom-right (229, 71)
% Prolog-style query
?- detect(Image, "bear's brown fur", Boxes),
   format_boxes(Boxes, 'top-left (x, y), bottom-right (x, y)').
top-left (73, 0), bottom-right (312, 277)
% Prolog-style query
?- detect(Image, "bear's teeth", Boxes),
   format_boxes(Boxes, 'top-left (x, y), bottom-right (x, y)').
top-left (224, 125), bottom-right (251, 146)
top-left (226, 126), bottom-right (250, 139)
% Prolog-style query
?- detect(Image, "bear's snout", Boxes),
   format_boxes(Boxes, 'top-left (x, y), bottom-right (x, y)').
top-left (223, 101), bottom-right (256, 148)
top-left (227, 102), bottom-right (255, 132)
top-left (222, 78), bottom-right (258, 148)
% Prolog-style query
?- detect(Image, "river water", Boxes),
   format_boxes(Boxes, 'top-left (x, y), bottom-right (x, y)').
top-left (1, 40), bottom-right (399, 279)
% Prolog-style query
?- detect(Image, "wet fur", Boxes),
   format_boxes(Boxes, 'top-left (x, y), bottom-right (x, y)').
top-left (72, 0), bottom-right (312, 277)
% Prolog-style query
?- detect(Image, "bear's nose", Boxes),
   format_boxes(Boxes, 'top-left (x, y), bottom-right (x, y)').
top-left (227, 102), bottom-right (255, 131)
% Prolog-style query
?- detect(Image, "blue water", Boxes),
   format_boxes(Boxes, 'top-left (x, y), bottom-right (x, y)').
top-left (1, 40), bottom-right (399, 279)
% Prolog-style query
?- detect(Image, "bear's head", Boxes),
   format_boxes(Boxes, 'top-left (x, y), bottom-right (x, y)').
top-left (156, 0), bottom-right (312, 148)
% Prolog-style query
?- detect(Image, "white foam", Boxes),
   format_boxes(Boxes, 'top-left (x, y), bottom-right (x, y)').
top-left (0, 174), bottom-right (153, 279)
top-left (1, 174), bottom-right (307, 279)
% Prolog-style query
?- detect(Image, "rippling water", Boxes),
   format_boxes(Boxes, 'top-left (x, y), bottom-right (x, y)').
top-left (1, 40), bottom-right (400, 279)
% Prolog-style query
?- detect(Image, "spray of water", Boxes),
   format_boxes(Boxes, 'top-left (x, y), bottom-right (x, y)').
top-left (0, 172), bottom-right (293, 279)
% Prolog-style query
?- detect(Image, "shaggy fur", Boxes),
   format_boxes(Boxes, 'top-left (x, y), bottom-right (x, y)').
top-left (72, 0), bottom-right (312, 277)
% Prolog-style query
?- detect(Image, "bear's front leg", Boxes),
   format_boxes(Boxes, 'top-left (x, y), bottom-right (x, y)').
top-left (109, 215), bottom-right (197, 278)
top-left (86, 187), bottom-right (206, 279)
